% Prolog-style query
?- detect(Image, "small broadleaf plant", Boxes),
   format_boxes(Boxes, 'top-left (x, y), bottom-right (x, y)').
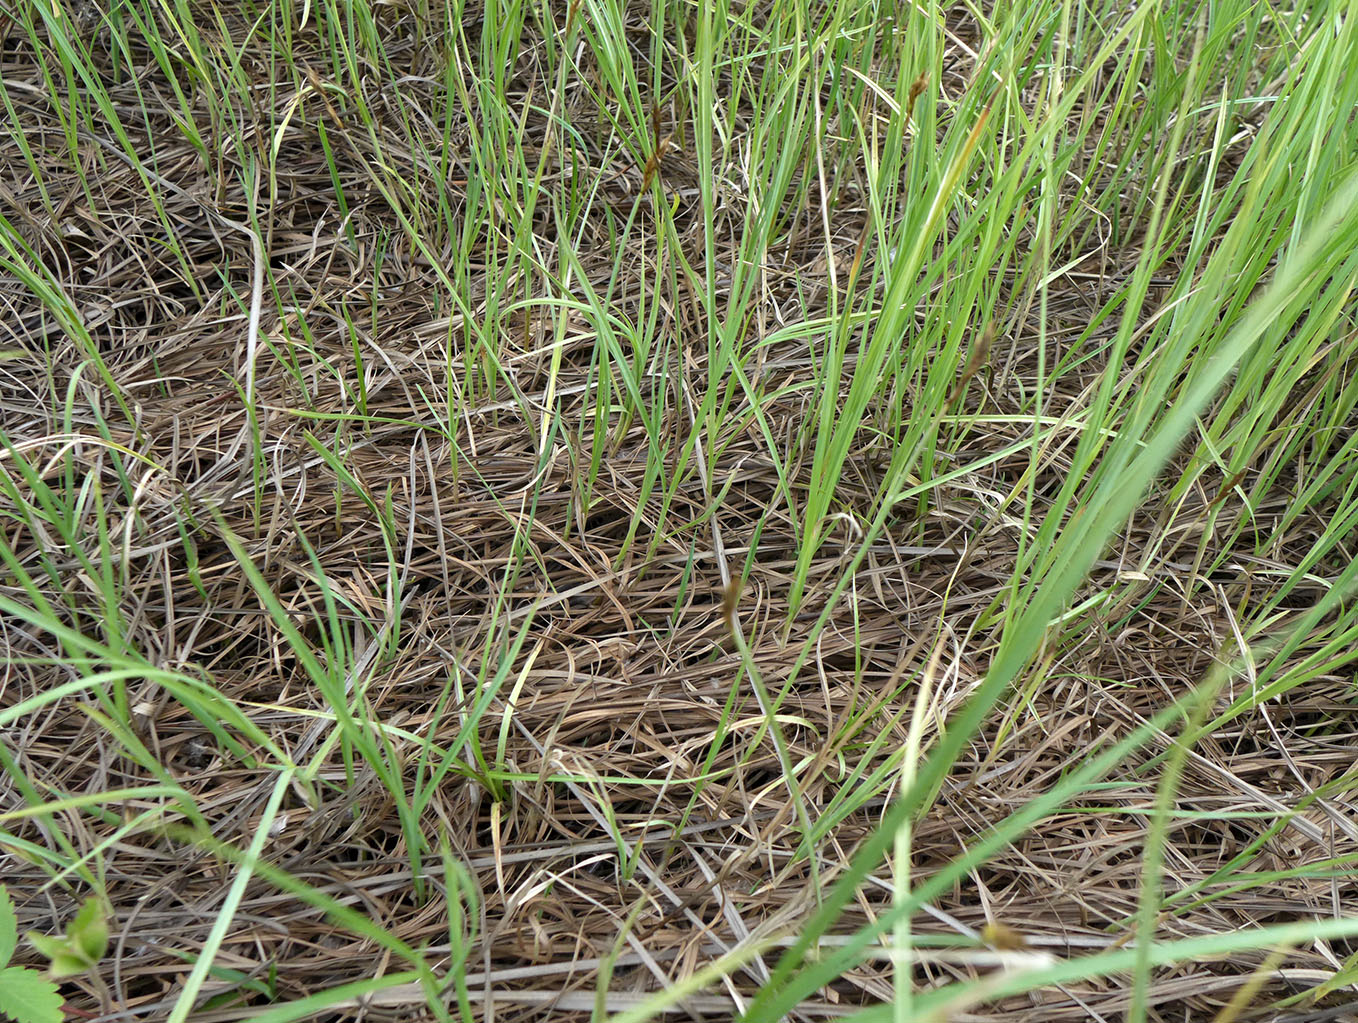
top-left (0, 885), bottom-right (63, 1023)
top-left (24, 894), bottom-right (108, 981)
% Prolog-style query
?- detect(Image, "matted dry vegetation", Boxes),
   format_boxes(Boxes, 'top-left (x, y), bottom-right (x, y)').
top-left (3, 0), bottom-right (1358, 1020)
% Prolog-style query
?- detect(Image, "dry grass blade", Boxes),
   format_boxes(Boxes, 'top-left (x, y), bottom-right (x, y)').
top-left (2, 1), bottom-right (1358, 1021)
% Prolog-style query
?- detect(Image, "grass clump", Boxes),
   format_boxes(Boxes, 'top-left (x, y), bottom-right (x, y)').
top-left (3, 0), bottom-right (1358, 1019)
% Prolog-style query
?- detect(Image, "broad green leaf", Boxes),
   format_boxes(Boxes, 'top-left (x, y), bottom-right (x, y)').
top-left (24, 933), bottom-right (85, 980)
top-left (67, 899), bottom-right (107, 967)
top-left (0, 966), bottom-right (64, 1023)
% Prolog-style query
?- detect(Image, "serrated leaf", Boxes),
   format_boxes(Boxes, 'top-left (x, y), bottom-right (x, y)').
top-left (67, 899), bottom-right (107, 965)
top-left (0, 965), bottom-right (64, 1023)
top-left (0, 887), bottom-right (17, 966)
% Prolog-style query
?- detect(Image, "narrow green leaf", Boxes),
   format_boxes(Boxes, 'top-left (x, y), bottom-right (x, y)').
top-left (0, 886), bottom-right (17, 967)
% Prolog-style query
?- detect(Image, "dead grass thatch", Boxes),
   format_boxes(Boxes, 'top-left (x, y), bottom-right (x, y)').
top-left (3, 2), bottom-right (1358, 1020)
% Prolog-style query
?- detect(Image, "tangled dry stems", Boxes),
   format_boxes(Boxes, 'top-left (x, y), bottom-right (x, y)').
top-left (2, 2), bottom-right (1356, 1020)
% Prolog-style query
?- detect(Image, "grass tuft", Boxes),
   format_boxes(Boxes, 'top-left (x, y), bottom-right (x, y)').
top-left (3, 0), bottom-right (1358, 1018)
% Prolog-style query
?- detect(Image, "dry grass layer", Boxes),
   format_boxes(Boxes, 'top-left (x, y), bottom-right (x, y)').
top-left (3, 1), bottom-right (1358, 1020)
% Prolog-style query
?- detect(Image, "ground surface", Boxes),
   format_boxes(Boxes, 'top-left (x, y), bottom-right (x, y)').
top-left (3, 1), bottom-right (1358, 1021)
